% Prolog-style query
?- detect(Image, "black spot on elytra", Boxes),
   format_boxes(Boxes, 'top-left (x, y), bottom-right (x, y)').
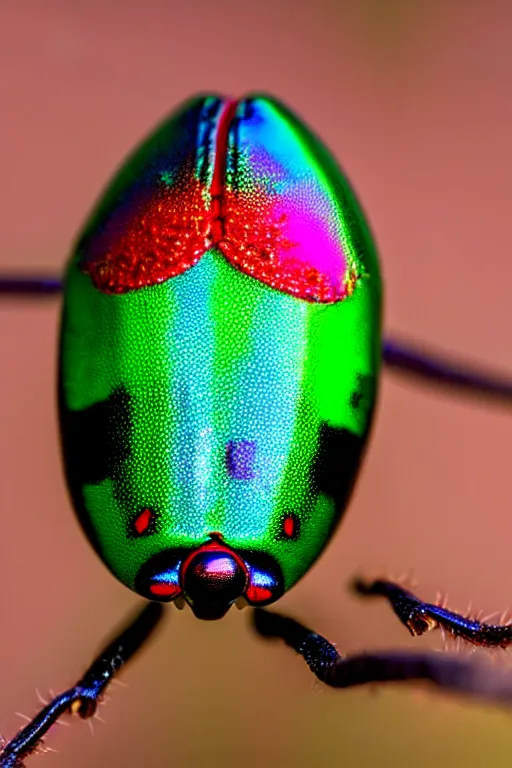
top-left (59, 385), bottom-right (132, 549)
top-left (350, 373), bottom-right (373, 411)
top-left (60, 386), bottom-right (132, 485)
top-left (310, 424), bottom-right (365, 514)
top-left (350, 390), bottom-right (363, 409)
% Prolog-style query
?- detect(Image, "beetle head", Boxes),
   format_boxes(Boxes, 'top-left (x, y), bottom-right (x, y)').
top-left (135, 535), bottom-right (284, 619)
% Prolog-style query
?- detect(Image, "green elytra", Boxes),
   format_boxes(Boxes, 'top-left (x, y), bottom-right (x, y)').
top-left (59, 94), bottom-right (382, 603)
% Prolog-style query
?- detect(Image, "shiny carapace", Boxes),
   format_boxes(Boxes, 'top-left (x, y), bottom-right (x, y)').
top-left (59, 94), bottom-right (382, 619)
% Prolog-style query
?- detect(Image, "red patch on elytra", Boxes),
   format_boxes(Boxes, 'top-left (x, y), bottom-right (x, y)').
top-left (81, 99), bottom-right (354, 302)
top-left (83, 174), bottom-right (210, 293)
top-left (219, 187), bottom-right (347, 303)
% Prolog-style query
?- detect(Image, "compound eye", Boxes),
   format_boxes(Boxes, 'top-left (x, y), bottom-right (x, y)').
top-left (181, 550), bottom-right (247, 620)
top-left (243, 552), bottom-right (284, 606)
top-left (245, 568), bottom-right (278, 604)
top-left (135, 550), bottom-right (183, 602)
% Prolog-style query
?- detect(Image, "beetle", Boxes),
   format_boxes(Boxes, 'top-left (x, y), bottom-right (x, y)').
top-left (3, 93), bottom-right (512, 766)
top-left (59, 93), bottom-right (382, 620)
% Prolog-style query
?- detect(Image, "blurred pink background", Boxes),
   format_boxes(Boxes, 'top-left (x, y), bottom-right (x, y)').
top-left (2, 1), bottom-right (512, 765)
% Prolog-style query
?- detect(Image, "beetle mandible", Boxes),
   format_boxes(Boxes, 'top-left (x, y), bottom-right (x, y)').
top-left (2, 93), bottom-right (512, 766)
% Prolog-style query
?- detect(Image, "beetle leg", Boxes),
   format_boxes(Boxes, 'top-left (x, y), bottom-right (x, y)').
top-left (353, 577), bottom-right (512, 648)
top-left (383, 338), bottom-right (512, 404)
top-left (252, 607), bottom-right (512, 702)
top-left (0, 602), bottom-right (164, 767)
top-left (0, 275), bottom-right (61, 296)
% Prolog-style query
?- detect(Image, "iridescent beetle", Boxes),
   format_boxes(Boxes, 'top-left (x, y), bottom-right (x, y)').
top-left (3, 93), bottom-right (512, 766)
top-left (60, 94), bottom-right (381, 620)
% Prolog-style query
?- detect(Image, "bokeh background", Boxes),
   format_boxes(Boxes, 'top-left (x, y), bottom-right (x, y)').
top-left (2, 0), bottom-right (512, 765)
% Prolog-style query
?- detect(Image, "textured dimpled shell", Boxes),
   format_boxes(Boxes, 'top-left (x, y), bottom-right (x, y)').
top-left (78, 96), bottom-right (223, 293)
top-left (59, 93), bottom-right (382, 599)
top-left (221, 99), bottom-right (361, 302)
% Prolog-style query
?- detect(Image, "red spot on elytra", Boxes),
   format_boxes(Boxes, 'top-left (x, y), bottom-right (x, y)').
top-left (149, 583), bottom-right (180, 597)
top-left (283, 515), bottom-right (296, 538)
top-left (134, 508), bottom-right (154, 535)
top-left (281, 513), bottom-right (301, 540)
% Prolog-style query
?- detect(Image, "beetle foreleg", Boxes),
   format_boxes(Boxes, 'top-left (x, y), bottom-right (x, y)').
top-left (0, 602), bottom-right (164, 768)
top-left (252, 607), bottom-right (512, 703)
top-left (354, 577), bottom-right (512, 648)
top-left (0, 275), bottom-right (61, 296)
top-left (383, 338), bottom-right (512, 405)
